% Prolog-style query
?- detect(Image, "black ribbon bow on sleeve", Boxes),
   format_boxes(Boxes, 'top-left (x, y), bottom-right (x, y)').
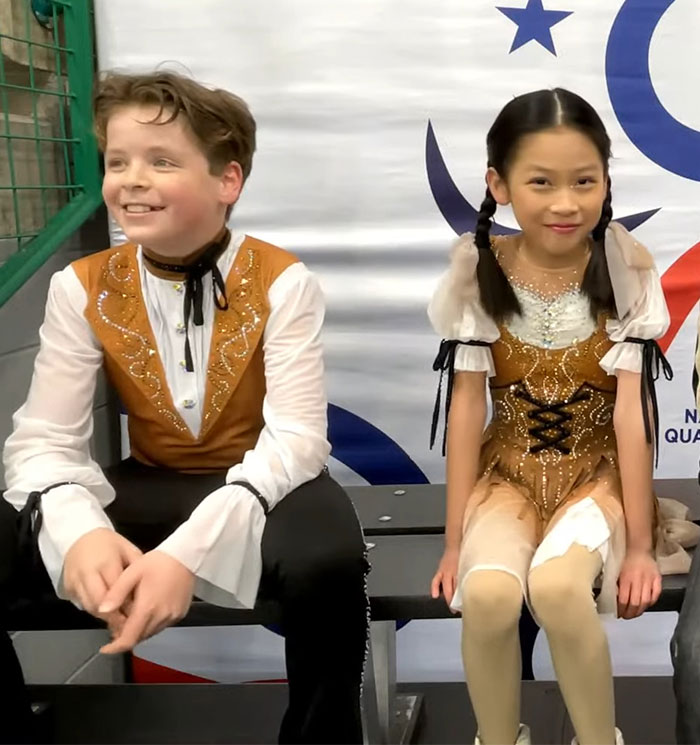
top-left (17, 481), bottom-right (75, 569)
top-left (622, 337), bottom-right (673, 466)
top-left (430, 338), bottom-right (490, 456)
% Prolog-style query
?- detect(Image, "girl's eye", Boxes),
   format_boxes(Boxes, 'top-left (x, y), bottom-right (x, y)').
top-left (529, 178), bottom-right (549, 186)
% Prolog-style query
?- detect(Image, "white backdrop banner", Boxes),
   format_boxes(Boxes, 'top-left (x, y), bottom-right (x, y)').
top-left (95, 0), bottom-right (700, 481)
top-left (93, 0), bottom-right (700, 686)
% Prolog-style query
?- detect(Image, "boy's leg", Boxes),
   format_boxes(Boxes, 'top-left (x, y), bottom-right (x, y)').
top-left (0, 460), bottom-right (223, 744)
top-left (1, 462), bottom-right (367, 744)
top-left (0, 496), bottom-right (47, 744)
top-left (671, 545), bottom-right (700, 743)
top-left (259, 470), bottom-right (369, 745)
top-left (102, 458), bottom-right (224, 548)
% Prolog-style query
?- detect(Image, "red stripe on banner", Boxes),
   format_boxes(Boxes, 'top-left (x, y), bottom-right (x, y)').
top-left (132, 656), bottom-right (216, 684)
top-left (659, 240), bottom-right (700, 354)
top-left (131, 657), bottom-right (289, 685)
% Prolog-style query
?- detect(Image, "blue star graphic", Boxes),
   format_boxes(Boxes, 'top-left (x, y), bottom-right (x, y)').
top-left (497, 0), bottom-right (573, 55)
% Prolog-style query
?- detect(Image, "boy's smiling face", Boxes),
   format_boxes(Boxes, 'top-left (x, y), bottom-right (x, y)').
top-left (102, 104), bottom-right (242, 257)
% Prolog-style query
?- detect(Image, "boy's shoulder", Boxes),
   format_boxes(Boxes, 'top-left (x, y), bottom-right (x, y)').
top-left (70, 242), bottom-right (138, 290)
top-left (241, 234), bottom-right (302, 285)
top-left (242, 234), bottom-right (299, 263)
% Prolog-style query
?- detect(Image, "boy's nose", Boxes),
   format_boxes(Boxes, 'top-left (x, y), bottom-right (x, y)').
top-left (123, 164), bottom-right (149, 189)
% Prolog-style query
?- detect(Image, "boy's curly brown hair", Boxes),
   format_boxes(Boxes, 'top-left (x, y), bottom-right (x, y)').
top-left (93, 71), bottom-right (256, 180)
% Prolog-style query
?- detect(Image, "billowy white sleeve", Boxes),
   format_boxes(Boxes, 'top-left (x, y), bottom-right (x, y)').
top-left (3, 267), bottom-right (115, 596)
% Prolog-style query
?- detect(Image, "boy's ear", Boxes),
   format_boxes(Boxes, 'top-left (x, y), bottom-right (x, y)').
top-left (486, 167), bottom-right (510, 206)
top-left (220, 161), bottom-right (243, 206)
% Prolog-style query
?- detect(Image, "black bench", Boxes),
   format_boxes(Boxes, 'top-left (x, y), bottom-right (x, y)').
top-left (9, 479), bottom-right (696, 744)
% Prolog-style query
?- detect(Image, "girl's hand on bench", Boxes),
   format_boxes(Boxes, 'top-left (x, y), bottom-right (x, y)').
top-left (617, 548), bottom-right (662, 619)
top-left (98, 550), bottom-right (195, 654)
top-left (431, 546), bottom-right (460, 611)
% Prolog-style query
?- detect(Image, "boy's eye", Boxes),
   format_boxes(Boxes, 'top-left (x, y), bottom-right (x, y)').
top-left (576, 177), bottom-right (595, 186)
top-left (106, 158), bottom-right (125, 169)
top-left (529, 178), bottom-right (549, 186)
top-left (154, 158), bottom-right (175, 167)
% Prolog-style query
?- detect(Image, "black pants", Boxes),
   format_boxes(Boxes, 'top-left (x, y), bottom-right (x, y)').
top-left (672, 543), bottom-right (700, 744)
top-left (0, 460), bottom-right (369, 744)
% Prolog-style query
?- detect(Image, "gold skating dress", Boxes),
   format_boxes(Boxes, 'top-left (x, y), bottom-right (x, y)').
top-left (428, 222), bottom-right (698, 614)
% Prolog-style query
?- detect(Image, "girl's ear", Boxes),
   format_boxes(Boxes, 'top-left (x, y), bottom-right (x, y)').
top-left (486, 167), bottom-right (510, 206)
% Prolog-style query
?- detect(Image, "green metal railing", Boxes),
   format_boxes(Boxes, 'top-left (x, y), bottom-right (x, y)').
top-left (0, 0), bottom-right (101, 306)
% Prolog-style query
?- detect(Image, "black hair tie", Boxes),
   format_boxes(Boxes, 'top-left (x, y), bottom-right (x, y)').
top-left (430, 338), bottom-right (490, 456)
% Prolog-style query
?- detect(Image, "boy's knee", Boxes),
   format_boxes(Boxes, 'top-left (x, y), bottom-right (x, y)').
top-left (461, 570), bottom-right (523, 634)
top-left (672, 617), bottom-right (700, 682)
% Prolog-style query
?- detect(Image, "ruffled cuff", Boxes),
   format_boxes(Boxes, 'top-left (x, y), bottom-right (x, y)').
top-left (36, 484), bottom-right (115, 600)
top-left (599, 342), bottom-right (643, 376)
top-left (454, 343), bottom-right (495, 376)
top-left (157, 484), bottom-right (267, 609)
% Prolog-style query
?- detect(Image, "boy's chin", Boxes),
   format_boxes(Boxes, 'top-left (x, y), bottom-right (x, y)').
top-left (121, 227), bottom-right (171, 249)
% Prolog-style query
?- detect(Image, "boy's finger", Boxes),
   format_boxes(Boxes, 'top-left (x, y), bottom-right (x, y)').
top-left (99, 565), bottom-right (140, 614)
top-left (78, 573), bottom-right (108, 615)
top-left (100, 608), bottom-right (151, 654)
top-left (119, 541), bottom-right (143, 565)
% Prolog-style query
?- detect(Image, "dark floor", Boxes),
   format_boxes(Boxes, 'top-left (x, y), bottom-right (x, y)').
top-left (29, 677), bottom-right (676, 744)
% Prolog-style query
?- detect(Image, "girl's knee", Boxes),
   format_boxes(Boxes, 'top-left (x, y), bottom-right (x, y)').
top-left (528, 561), bottom-right (597, 631)
top-left (461, 570), bottom-right (523, 634)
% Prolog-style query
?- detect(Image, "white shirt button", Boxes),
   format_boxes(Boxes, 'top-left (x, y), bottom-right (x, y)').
top-left (176, 322), bottom-right (186, 335)
top-left (182, 399), bottom-right (196, 409)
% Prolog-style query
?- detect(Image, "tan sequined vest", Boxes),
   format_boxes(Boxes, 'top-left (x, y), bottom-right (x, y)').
top-left (72, 236), bottom-right (298, 473)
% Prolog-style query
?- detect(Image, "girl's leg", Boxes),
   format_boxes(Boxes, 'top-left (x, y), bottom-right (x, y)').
top-left (461, 569), bottom-right (524, 745)
top-left (458, 483), bottom-right (538, 745)
top-left (528, 544), bottom-right (615, 745)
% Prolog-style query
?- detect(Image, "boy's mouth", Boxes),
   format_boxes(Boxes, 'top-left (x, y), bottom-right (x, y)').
top-left (122, 204), bottom-right (165, 214)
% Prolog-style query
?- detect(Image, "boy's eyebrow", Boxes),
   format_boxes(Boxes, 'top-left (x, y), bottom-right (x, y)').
top-left (103, 146), bottom-right (178, 156)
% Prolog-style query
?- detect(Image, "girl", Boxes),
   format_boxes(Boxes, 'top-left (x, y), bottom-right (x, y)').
top-left (428, 88), bottom-right (697, 745)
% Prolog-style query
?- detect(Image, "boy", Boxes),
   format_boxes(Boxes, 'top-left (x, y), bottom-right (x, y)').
top-left (0, 71), bottom-right (368, 744)
top-left (672, 337), bottom-right (700, 743)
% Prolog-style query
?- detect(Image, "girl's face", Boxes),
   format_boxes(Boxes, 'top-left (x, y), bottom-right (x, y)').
top-left (487, 125), bottom-right (608, 260)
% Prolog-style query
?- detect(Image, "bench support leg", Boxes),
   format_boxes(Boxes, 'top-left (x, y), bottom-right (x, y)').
top-left (361, 621), bottom-right (423, 744)
top-left (362, 626), bottom-right (384, 744)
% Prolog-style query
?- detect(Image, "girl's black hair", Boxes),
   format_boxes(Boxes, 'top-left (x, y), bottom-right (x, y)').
top-left (475, 88), bottom-right (615, 322)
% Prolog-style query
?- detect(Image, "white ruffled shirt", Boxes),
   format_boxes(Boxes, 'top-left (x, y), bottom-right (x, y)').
top-left (3, 231), bottom-right (330, 609)
top-left (428, 221), bottom-right (670, 375)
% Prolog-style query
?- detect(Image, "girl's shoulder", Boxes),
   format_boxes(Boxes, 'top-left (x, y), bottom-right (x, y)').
top-left (489, 233), bottom-right (520, 276)
top-left (428, 232), bottom-right (500, 342)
